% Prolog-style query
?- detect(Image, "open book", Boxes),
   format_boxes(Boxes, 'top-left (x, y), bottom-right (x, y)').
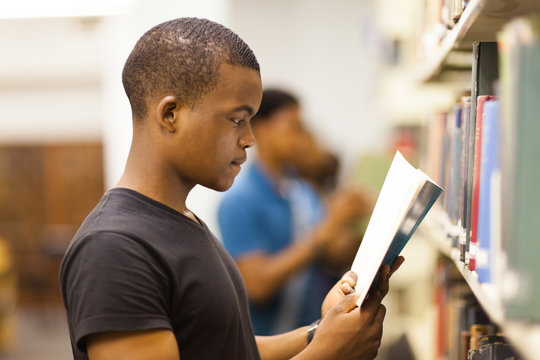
top-left (351, 151), bottom-right (443, 306)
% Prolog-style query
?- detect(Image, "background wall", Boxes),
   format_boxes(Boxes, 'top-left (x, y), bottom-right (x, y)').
top-left (0, 17), bottom-right (102, 144)
top-left (230, 0), bottom-right (385, 159)
top-left (0, 0), bottom-right (388, 235)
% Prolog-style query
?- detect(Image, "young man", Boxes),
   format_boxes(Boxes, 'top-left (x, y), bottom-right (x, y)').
top-left (218, 89), bottom-right (372, 335)
top-left (60, 17), bottom-right (403, 360)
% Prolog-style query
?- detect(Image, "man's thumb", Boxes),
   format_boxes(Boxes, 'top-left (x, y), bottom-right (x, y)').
top-left (333, 292), bottom-right (360, 314)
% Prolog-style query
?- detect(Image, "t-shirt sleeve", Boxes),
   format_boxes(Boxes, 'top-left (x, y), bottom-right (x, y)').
top-left (61, 232), bottom-right (172, 353)
top-left (218, 195), bottom-right (267, 259)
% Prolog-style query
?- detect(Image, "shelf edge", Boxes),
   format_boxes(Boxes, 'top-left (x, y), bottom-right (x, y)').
top-left (417, 0), bottom-right (485, 82)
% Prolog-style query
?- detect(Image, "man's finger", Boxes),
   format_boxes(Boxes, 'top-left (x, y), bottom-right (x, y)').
top-left (359, 289), bottom-right (384, 322)
top-left (389, 256), bottom-right (405, 277)
top-left (342, 270), bottom-right (357, 287)
top-left (340, 282), bottom-right (354, 295)
top-left (373, 267), bottom-right (390, 299)
top-left (333, 292), bottom-right (361, 314)
top-left (374, 303), bottom-right (386, 324)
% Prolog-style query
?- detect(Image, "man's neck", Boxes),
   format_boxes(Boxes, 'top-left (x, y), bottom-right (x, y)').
top-left (116, 144), bottom-right (197, 222)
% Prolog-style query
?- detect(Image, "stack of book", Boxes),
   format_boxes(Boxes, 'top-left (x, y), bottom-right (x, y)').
top-left (434, 257), bottom-right (521, 360)
top-left (421, 13), bottom-right (540, 324)
top-left (423, 40), bottom-right (499, 278)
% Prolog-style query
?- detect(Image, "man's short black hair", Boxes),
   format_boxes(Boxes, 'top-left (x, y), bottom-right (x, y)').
top-left (251, 89), bottom-right (299, 127)
top-left (122, 17), bottom-right (260, 120)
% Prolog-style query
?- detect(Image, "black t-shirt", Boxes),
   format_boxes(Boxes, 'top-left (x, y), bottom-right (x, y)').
top-left (60, 188), bottom-right (260, 360)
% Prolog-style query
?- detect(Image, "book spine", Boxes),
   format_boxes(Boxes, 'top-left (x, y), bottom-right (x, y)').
top-left (476, 100), bottom-right (500, 283)
top-left (449, 105), bottom-right (463, 227)
top-left (458, 97), bottom-right (471, 262)
top-left (469, 95), bottom-right (496, 272)
top-left (465, 42), bottom-right (499, 268)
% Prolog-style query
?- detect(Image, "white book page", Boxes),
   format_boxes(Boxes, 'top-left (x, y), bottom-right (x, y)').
top-left (351, 151), bottom-right (423, 306)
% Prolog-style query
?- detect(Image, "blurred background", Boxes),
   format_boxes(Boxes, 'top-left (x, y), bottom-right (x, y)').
top-left (1, 0), bottom-right (529, 359)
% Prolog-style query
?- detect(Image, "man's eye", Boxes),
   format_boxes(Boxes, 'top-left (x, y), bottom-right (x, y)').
top-left (231, 119), bottom-right (245, 127)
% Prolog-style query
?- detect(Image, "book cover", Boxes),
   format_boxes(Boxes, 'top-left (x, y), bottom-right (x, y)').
top-left (476, 100), bottom-right (500, 283)
top-left (426, 113), bottom-right (447, 188)
top-left (466, 42), bottom-right (499, 266)
top-left (452, 0), bottom-right (465, 22)
top-left (458, 96), bottom-right (471, 262)
top-left (350, 151), bottom-right (442, 306)
top-left (469, 95), bottom-right (496, 272)
top-left (499, 14), bottom-right (540, 320)
top-left (446, 103), bottom-right (463, 228)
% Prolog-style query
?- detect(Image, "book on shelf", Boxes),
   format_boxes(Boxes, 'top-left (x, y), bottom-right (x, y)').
top-left (350, 151), bottom-right (443, 306)
top-left (469, 342), bottom-right (520, 360)
top-left (425, 93), bottom-right (502, 281)
top-left (433, 257), bottom-right (522, 360)
top-left (458, 96), bottom-right (471, 263)
top-left (476, 99), bottom-right (501, 284)
top-left (447, 104), bottom-right (463, 227)
top-left (452, 0), bottom-right (467, 23)
top-left (426, 112), bottom-right (447, 188)
top-left (499, 14), bottom-right (540, 321)
top-left (469, 95), bottom-right (496, 272)
top-left (465, 42), bottom-right (499, 267)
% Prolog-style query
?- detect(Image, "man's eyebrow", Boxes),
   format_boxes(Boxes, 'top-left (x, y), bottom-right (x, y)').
top-left (229, 105), bottom-right (254, 116)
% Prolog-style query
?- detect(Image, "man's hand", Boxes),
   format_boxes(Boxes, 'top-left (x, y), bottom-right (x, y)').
top-left (301, 257), bottom-right (404, 360)
top-left (305, 291), bottom-right (386, 360)
top-left (321, 271), bottom-right (357, 318)
top-left (365, 256), bottom-right (405, 306)
top-left (321, 256), bottom-right (405, 318)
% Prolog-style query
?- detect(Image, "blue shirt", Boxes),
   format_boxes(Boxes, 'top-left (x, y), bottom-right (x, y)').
top-left (218, 163), bottom-right (338, 335)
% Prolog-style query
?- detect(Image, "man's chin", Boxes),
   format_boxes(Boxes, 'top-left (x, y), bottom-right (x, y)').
top-left (203, 177), bottom-right (236, 192)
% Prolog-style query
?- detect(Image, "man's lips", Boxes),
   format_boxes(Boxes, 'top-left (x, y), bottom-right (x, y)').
top-left (231, 158), bottom-right (246, 166)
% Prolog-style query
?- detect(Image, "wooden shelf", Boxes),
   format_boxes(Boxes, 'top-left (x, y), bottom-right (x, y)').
top-left (418, 0), bottom-right (540, 82)
top-left (420, 210), bottom-right (540, 359)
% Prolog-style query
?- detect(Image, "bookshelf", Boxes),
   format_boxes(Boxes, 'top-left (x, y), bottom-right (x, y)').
top-left (421, 210), bottom-right (540, 360)
top-left (418, 0), bottom-right (540, 82)
top-left (409, 1), bottom-right (540, 359)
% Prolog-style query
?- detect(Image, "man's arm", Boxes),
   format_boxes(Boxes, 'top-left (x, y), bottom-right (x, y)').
top-left (293, 290), bottom-right (386, 360)
top-left (255, 258), bottom-right (404, 360)
top-left (255, 282), bottom-right (382, 360)
top-left (256, 326), bottom-right (309, 360)
top-left (254, 271), bottom-right (358, 360)
top-left (87, 329), bottom-right (180, 360)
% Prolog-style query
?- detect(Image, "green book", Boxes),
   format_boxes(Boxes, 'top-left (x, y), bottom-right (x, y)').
top-left (499, 14), bottom-right (540, 321)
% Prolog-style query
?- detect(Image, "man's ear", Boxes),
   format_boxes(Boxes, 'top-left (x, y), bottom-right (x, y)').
top-left (156, 95), bottom-right (180, 133)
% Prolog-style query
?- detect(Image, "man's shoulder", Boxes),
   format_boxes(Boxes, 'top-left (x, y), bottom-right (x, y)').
top-left (62, 189), bottom-right (163, 265)
top-left (74, 189), bottom-right (141, 236)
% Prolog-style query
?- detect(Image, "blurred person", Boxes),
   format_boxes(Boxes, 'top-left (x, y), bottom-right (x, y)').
top-left (60, 18), bottom-right (403, 360)
top-left (218, 89), bottom-right (374, 335)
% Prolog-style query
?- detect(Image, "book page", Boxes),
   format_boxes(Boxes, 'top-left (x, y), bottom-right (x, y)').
top-left (351, 151), bottom-right (423, 306)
